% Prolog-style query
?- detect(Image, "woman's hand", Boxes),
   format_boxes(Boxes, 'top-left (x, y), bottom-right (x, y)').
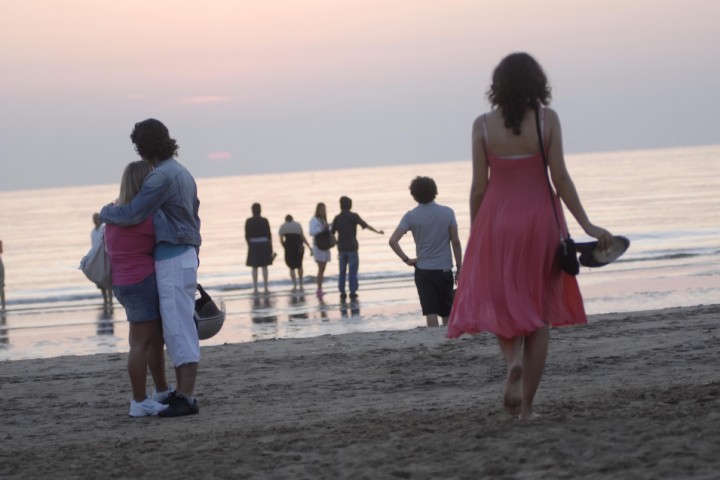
top-left (585, 224), bottom-right (613, 251)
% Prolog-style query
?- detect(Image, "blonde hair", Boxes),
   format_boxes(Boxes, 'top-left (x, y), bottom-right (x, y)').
top-left (118, 161), bottom-right (153, 205)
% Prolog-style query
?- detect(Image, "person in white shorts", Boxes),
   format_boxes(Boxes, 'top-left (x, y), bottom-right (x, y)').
top-left (309, 202), bottom-right (332, 298)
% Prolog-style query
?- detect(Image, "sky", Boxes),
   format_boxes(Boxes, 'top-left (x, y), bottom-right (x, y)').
top-left (1, 0), bottom-right (718, 191)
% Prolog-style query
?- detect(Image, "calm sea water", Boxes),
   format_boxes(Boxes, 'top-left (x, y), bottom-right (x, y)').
top-left (1, 144), bottom-right (719, 361)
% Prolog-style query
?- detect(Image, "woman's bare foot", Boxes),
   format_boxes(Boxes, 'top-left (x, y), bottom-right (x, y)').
top-left (518, 412), bottom-right (540, 422)
top-left (503, 363), bottom-right (522, 415)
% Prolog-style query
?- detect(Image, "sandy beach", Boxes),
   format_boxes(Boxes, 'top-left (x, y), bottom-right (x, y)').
top-left (1, 304), bottom-right (719, 479)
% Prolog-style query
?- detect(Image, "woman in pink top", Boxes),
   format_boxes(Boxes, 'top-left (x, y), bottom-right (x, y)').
top-left (447, 53), bottom-right (614, 421)
top-left (105, 161), bottom-right (171, 417)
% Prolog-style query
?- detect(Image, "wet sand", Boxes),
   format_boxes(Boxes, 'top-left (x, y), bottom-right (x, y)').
top-left (1, 304), bottom-right (719, 479)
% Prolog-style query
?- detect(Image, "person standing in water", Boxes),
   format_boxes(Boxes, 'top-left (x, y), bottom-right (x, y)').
top-left (308, 202), bottom-right (331, 298)
top-left (331, 196), bottom-right (384, 301)
top-left (90, 213), bottom-right (112, 307)
top-left (245, 203), bottom-right (274, 294)
top-left (279, 214), bottom-right (311, 292)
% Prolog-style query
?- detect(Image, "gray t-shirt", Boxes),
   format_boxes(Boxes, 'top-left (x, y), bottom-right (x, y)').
top-left (397, 201), bottom-right (457, 270)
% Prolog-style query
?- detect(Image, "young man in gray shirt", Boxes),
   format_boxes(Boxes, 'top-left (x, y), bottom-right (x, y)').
top-left (389, 177), bottom-right (463, 327)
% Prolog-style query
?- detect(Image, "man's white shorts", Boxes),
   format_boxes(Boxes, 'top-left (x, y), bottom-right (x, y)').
top-left (156, 248), bottom-right (200, 366)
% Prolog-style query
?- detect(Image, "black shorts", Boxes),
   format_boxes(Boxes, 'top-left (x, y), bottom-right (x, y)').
top-left (414, 268), bottom-right (454, 317)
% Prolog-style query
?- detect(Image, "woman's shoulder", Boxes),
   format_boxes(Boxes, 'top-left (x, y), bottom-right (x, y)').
top-left (542, 106), bottom-right (560, 123)
top-left (472, 112), bottom-right (490, 129)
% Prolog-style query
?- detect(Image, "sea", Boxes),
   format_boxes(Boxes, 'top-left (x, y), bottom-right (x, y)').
top-left (1, 144), bottom-right (719, 362)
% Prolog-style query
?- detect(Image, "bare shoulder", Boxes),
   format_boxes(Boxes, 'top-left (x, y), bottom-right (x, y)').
top-left (472, 112), bottom-right (489, 138)
top-left (543, 107), bottom-right (561, 126)
top-left (472, 114), bottom-right (483, 130)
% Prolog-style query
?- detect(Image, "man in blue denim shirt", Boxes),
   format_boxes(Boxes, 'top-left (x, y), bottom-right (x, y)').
top-left (100, 119), bottom-right (202, 417)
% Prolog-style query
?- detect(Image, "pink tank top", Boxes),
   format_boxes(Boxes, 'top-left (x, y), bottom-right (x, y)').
top-left (104, 216), bottom-right (155, 286)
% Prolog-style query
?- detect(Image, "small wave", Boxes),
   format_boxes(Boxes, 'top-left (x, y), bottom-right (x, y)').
top-left (625, 250), bottom-right (719, 263)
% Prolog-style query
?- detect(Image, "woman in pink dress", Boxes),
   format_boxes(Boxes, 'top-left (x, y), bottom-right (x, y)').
top-left (105, 161), bottom-right (172, 417)
top-left (447, 53), bottom-right (614, 420)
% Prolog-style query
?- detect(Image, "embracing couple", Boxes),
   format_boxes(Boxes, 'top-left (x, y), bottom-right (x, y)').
top-left (101, 119), bottom-right (202, 418)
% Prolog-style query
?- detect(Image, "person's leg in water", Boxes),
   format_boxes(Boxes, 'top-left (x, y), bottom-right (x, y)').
top-left (289, 267), bottom-right (297, 291)
top-left (348, 252), bottom-right (359, 298)
top-left (298, 266), bottom-right (304, 291)
top-left (316, 261), bottom-right (326, 297)
top-left (251, 267), bottom-right (259, 294)
top-left (101, 287), bottom-right (112, 306)
top-left (519, 326), bottom-right (549, 421)
top-left (497, 335), bottom-right (524, 416)
top-left (261, 266), bottom-right (269, 293)
top-left (338, 252), bottom-right (348, 297)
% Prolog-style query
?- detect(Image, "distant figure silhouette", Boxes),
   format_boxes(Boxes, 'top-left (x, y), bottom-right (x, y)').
top-left (308, 202), bottom-right (331, 298)
top-left (331, 196), bottom-right (384, 300)
top-left (245, 203), bottom-right (274, 294)
top-left (279, 214), bottom-right (311, 292)
top-left (91, 213), bottom-right (112, 307)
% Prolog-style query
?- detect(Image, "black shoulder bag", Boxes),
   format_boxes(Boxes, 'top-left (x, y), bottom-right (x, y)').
top-left (535, 108), bottom-right (580, 276)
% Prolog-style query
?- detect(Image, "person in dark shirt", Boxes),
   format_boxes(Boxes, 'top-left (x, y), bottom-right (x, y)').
top-left (331, 196), bottom-right (384, 300)
top-left (245, 203), bottom-right (274, 294)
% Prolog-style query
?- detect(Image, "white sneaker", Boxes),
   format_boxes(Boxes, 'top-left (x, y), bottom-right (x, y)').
top-left (129, 397), bottom-right (169, 417)
top-left (151, 385), bottom-right (175, 404)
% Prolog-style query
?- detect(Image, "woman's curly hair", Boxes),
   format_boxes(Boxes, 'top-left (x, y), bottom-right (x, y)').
top-left (487, 53), bottom-right (551, 135)
top-left (130, 118), bottom-right (179, 160)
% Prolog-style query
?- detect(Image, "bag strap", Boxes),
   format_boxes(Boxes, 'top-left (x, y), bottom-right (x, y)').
top-left (534, 107), bottom-right (565, 241)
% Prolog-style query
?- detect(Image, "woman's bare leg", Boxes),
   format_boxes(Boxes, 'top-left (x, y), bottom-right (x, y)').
top-left (128, 322), bottom-right (156, 402)
top-left (520, 326), bottom-right (549, 421)
top-left (261, 266), bottom-right (269, 292)
top-left (145, 319), bottom-right (168, 393)
top-left (497, 335), bottom-right (524, 415)
top-left (251, 267), bottom-right (259, 294)
top-left (316, 262), bottom-right (326, 291)
top-left (289, 268), bottom-right (297, 290)
top-left (425, 314), bottom-right (439, 327)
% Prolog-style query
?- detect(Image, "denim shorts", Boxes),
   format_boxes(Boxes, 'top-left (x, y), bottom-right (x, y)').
top-left (113, 273), bottom-right (161, 323)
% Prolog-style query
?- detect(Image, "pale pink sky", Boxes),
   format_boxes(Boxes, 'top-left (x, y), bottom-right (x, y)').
top-left (1, 0), bottom-right (718, 190)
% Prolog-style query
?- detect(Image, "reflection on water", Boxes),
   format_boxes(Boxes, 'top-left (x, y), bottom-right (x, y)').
top-left (317, 297), bottom-right (329, 320)
top-left (340, 298), bottom-right (360, 318)
top-left (96, 305), bottom-right (115, 335)
top-left (0, 312), bottom-right (7, 345)
top-left (251, 294), bottom-right (278, 323)
top-left (288, 293), bottom-right (308, 320)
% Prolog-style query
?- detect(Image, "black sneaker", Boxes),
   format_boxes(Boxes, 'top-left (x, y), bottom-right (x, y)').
top-left (158, 394), bottom-right (199, 417)
top-left (159, 390), bottom-right (176, 405)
